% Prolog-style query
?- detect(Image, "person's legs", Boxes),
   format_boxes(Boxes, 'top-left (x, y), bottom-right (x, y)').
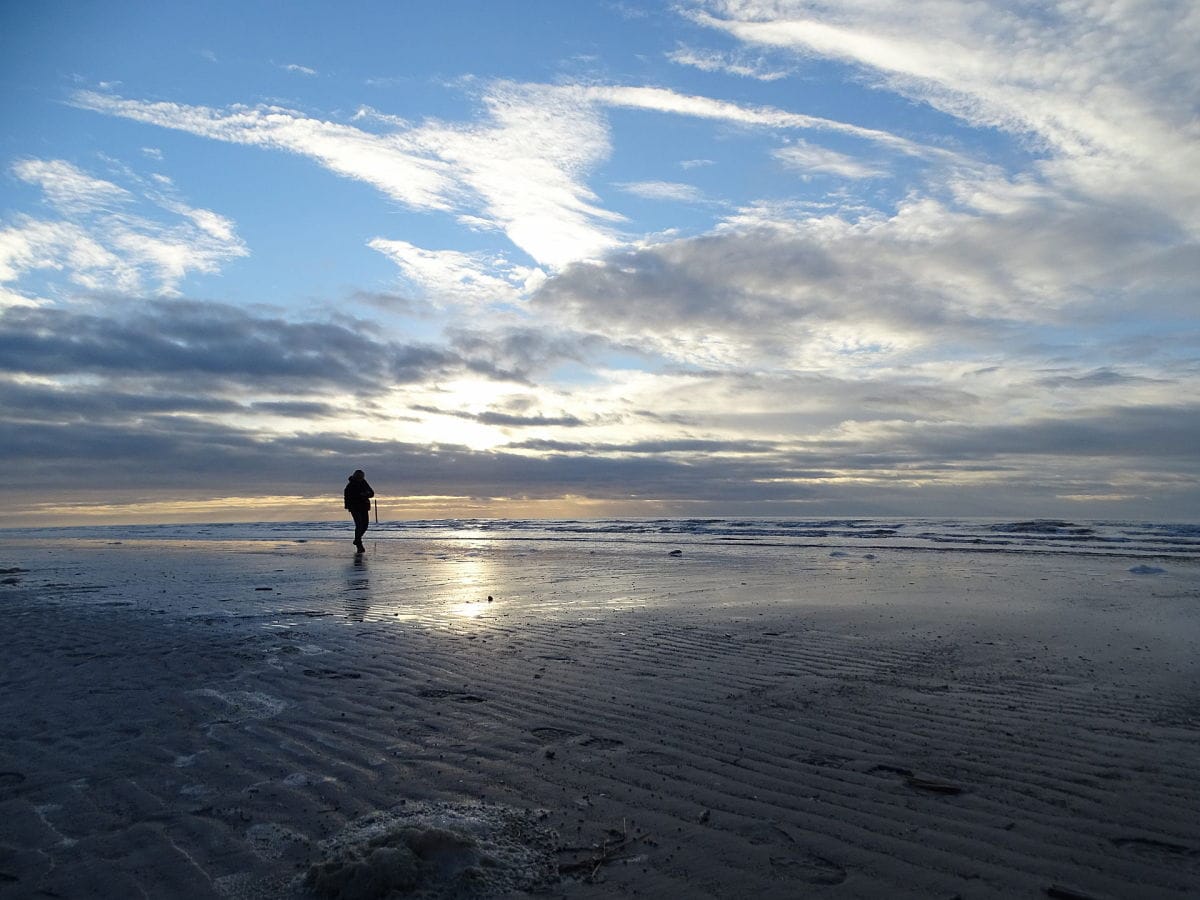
top-left (351, 508), bottom-right (369, 549)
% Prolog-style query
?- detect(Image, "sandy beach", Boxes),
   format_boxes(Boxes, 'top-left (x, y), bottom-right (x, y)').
top-left (1, 529), bottom-right (1198, 899)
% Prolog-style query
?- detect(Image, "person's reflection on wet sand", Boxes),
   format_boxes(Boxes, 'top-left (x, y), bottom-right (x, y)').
top-left (343, 554), bottom-right (370, 621)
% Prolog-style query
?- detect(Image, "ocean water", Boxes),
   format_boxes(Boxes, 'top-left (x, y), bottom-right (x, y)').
top-left (6, 517), bottom-right (1199, 561)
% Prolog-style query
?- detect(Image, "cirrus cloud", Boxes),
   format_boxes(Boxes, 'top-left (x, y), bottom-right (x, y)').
top-left (1, 158), bottom-right (246, 300)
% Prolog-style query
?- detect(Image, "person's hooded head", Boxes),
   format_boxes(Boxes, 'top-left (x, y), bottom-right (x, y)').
top-left (349, 469), bottom-right (365, 481)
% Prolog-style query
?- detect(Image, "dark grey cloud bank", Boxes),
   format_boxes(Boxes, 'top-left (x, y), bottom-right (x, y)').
top-left (2, 284), bottom-right (1197, 522)
top-left (6, 407), bottom-right (1194, 520)
top-left (0, 300), bottom-right (460, 391)
top-left (3, 367), bottom-right (1197, 520)
top-left (0, 294), bottom-right (641, 402)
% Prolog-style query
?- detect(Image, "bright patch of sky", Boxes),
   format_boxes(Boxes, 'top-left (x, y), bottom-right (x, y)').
top-left (1, 0), bottom-right (1198, 524)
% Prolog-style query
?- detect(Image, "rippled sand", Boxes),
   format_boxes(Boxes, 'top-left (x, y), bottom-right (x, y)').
top-left (1, 536), bottom-right (1198, 898)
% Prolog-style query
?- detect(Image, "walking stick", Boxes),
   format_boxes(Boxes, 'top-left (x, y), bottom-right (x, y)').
top-left (374, 498), bottom-right (378, 524)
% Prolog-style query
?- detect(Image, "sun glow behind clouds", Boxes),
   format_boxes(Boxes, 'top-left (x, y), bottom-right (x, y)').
top-left (400, 379), bottom-right (552, 451)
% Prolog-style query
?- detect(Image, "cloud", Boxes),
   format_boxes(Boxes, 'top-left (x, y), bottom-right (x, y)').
top-left (529, 220), bottom-right (942, 368)
top-left (283, 63), bottom-right (318, 76)
top-left (5, 390), bottom-right (1195, 520)
top-left (12, 159), bottom-right (131, 212)
top-left (534, 165), bottom-right (1196, 371)
top-left (72, 90), bottom-right (457, 212)
top-left (413, 405), bottom-right (587, 428)
top-left (616, 180), bottom-right (706, 203)
top-left (0, 295), bottom-right (1195, 519)
top-left (774, 140), bottom-right (883, 179)
top-left (444, 323), bottom-right (614, 381)
top-left (0, 379), bottom-right (246, 421)
top-left (367, 239), bottom-right (534, 308)
top-left (581, 84), bottom-right (956, 162)
top-left (1, 158), bottom-right (246, 299)
top-left (73, 84), bottom-right (622, 269)
top-left (687, 0), bottom-right (1200, 232)
top-left (27, 7), bottom-right (1194, 521)
top-left (349, 288), bottom-right (426, 315)
top-left (409, 81), bottom-right (625, 267)
top-left (0, 299), bottom-right (461, 392)
top-left (1032, 369), bottom-right (1167, 391)
top-left (667, 44), bottom-right (792, 80)
top-left (893, 404), bottom-right (1200, 463)
top-left (505, 436), bottom-right (783, 454)
top-left (73, 78), bottom-right (962, 275)
top-left (0, 218), bottom-right (116, 292)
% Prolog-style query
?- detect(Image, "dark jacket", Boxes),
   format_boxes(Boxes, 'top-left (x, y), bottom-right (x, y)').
top-left (344, 478), bottom-right (374, 511)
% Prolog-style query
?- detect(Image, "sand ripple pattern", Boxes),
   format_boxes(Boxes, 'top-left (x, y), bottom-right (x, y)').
top-left (0, 537), bottom-right (1197, 898)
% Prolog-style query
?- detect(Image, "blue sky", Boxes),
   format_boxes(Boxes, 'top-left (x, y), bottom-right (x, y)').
top-left (1, 1), bottom-right (1197, 525)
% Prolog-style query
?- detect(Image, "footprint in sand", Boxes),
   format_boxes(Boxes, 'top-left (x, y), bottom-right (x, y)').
top-left (303, 668), bottom-right (363, 680)
top-left (868, 764), bottom-right (966, 795)
top-left (417, 688), bottom-right (487, 703)
top-left (1111, 836), bottom-right (1198, 862)
top-left (192, 688), bottom-right (288, 722)
top-left (530, 727), bottom-right (579, 742)
top-left (578, 736), bottom-right (623, 750)
top-left (528, 729), bottom-right (622, 751)
top-left (769, 850), bottom-right (847, 885)
top-left (245, 821), bottom-right (312, 862)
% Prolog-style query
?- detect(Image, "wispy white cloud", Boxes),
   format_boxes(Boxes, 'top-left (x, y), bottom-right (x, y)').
top-left (74, 85), bottom-right (623, 269)
top-left (351, 106), bottom-right (411, 128)
top-left (74, 76), bottom-right (967, 277)
top-left (1, 159), bottom-right (246, 299)
top-left (72, 90), bottom-right (457, 212)
top-left (667, 44), bottom-right (792, 80)
top-left (12, 159), bottom-right (131, 213)
top-left (409, 82), bottom-right (624, 268)
top-left (616, 180), bottom-right (706, 203)
top-left (0, 218), bottom-right (114, 291)
top-left (367, 238), bottom-right (539, 307)
top-left (687, 0), bottom-right (1200, 231)
top-left (283, 63), bottom-right (318, 76)
top-left (175, 205), bottom-right (239, 243)
top-left (774, 140), bottom-right (883, 179)
top-left (582, 83), bottom-right (954, 162)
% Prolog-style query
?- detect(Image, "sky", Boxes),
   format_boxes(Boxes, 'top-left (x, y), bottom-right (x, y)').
top-left (1, 0), bottom-right (1198, 526)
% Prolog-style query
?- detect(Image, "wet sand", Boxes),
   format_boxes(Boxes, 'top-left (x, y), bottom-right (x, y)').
top-left (1, 535), bottom-right (1198, 898)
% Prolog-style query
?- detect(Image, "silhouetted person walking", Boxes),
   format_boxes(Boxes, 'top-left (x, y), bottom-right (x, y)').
top-left (344, 469), bottom-right (374, 553)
